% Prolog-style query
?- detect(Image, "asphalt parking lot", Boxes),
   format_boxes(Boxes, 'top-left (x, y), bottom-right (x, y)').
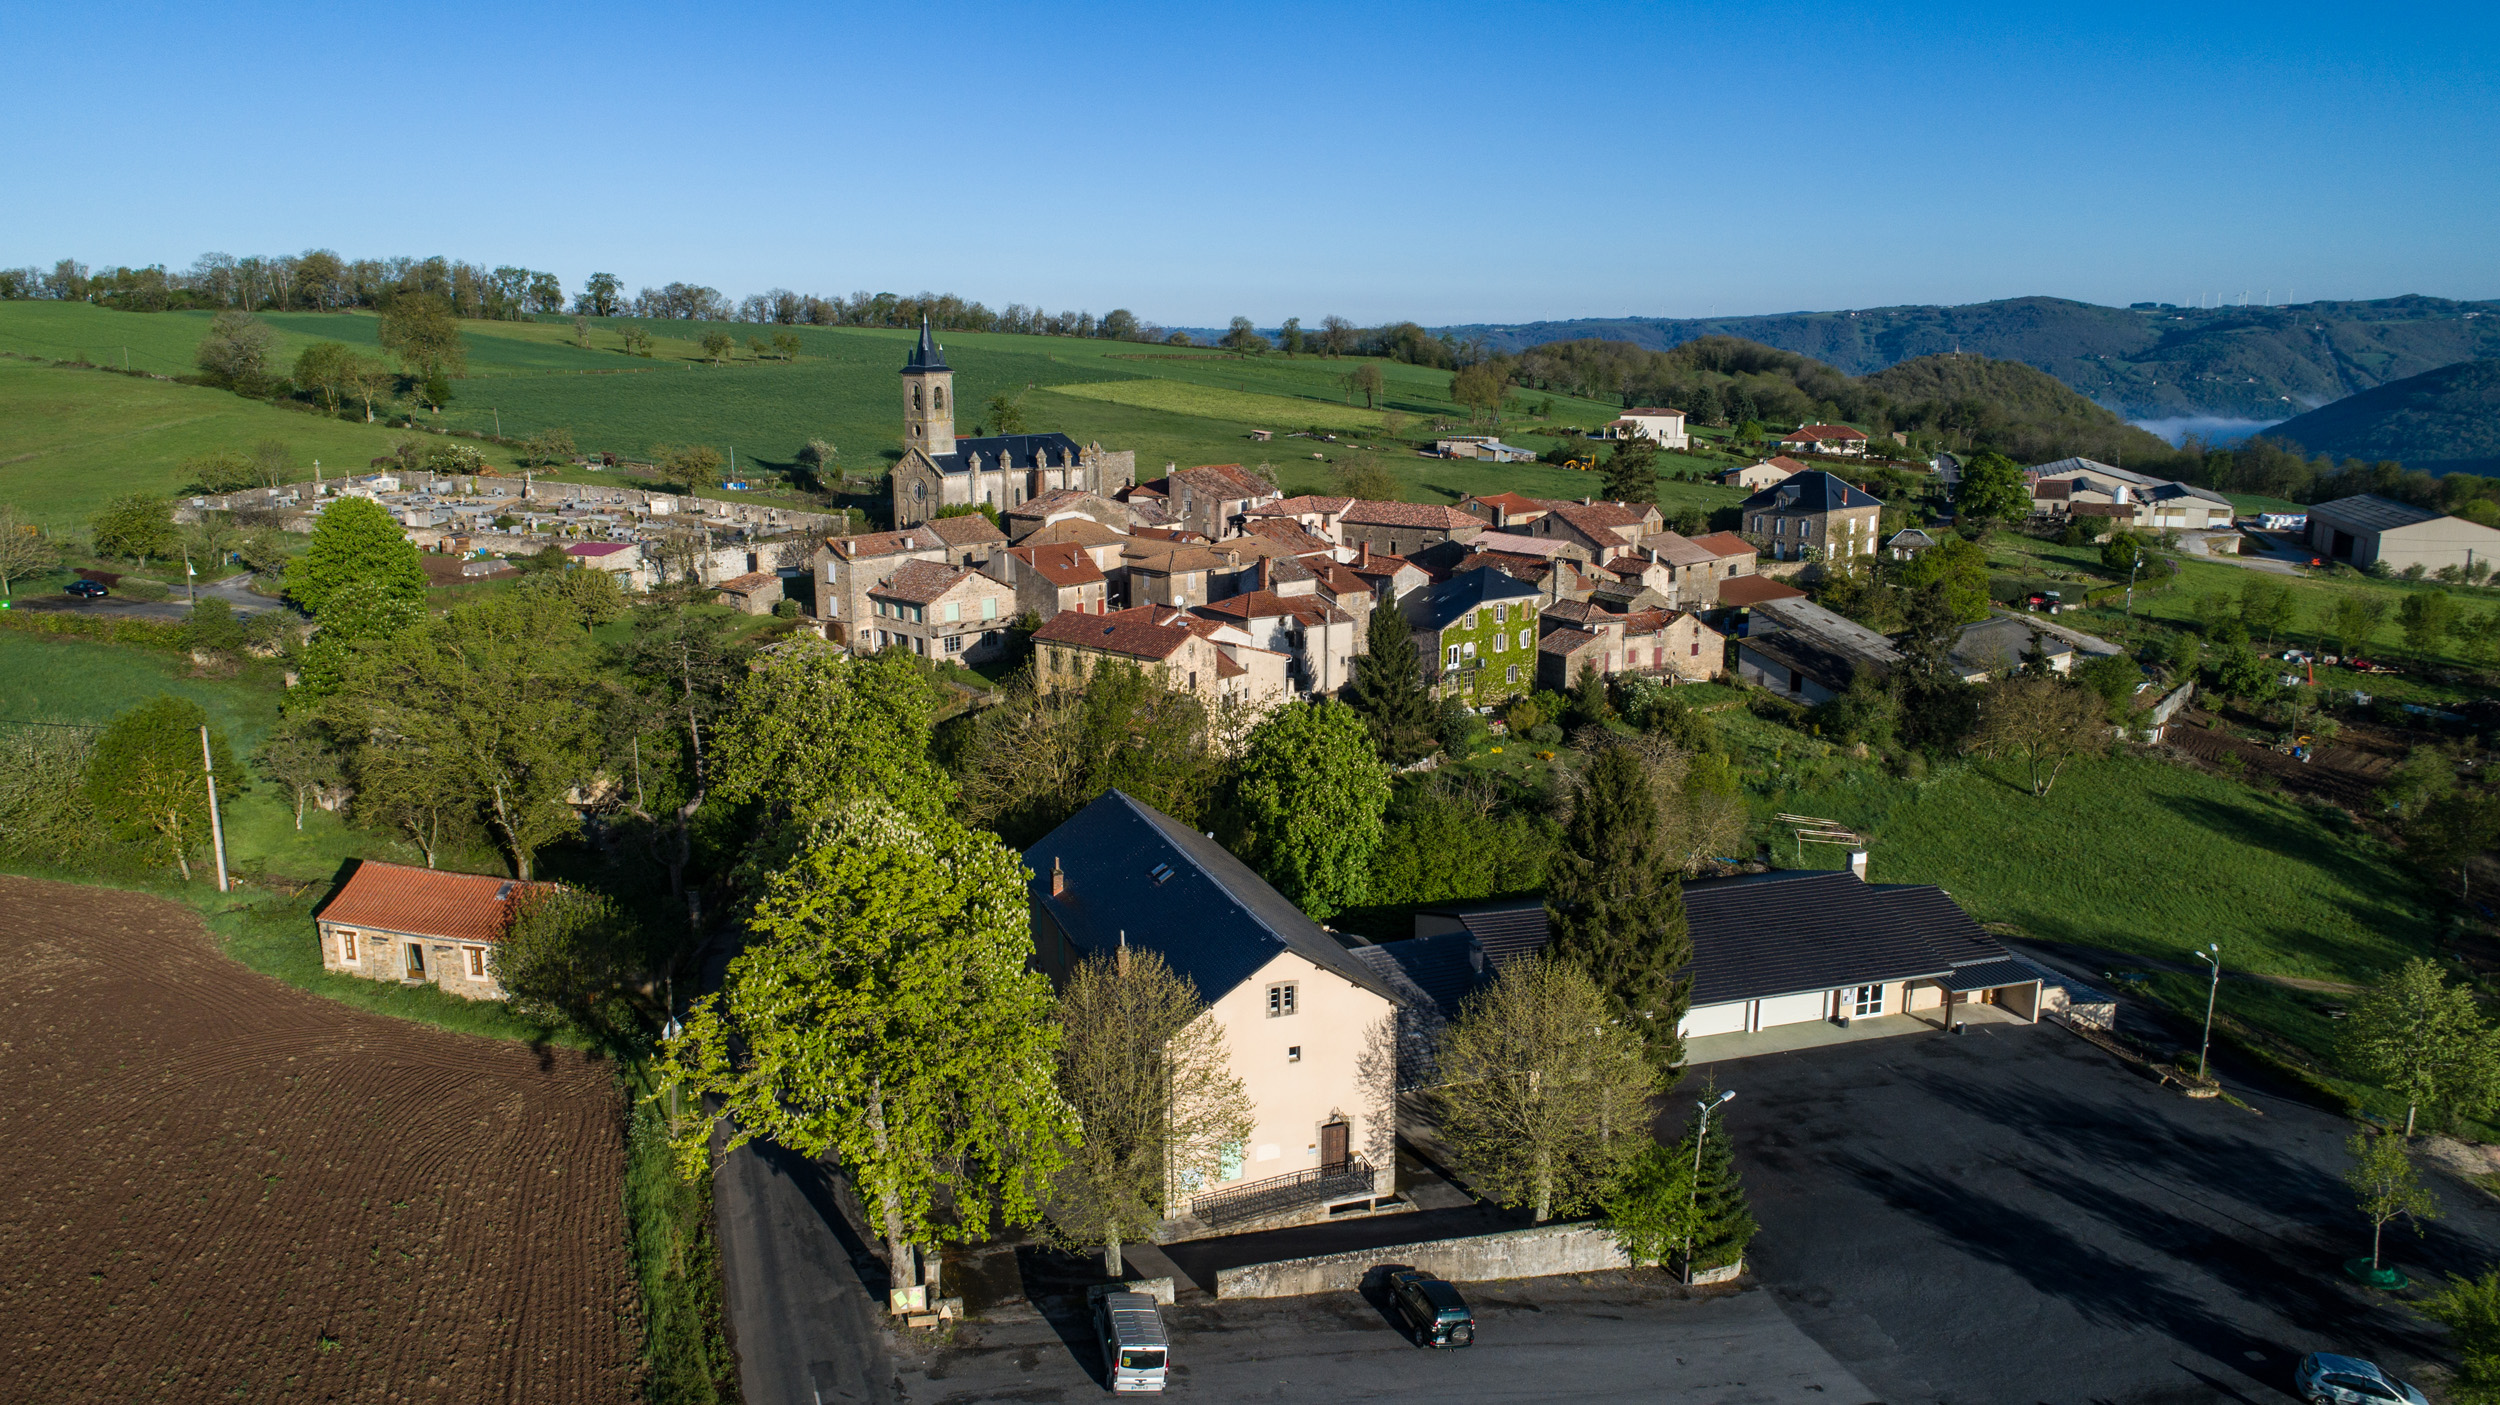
top-left (1722, 1018), bottom-right (2499, 1404)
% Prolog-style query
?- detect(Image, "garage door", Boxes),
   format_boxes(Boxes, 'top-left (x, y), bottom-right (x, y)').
top-left (1682, 1001), bottom-right (1748, 1039)
top-left (1756, 991), bottom-right (1829, 1030)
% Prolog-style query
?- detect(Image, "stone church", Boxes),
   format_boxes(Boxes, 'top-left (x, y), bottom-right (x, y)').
top-left (888, 320), bottom-right (1136, 527)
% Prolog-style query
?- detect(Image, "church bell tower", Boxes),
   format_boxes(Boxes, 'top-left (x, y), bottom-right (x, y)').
top-left (900, 317), bottom-right (955, 459)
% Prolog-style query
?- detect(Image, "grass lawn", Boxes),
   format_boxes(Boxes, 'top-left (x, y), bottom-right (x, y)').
top-left (1046, 376), bottom-right (1387, 432)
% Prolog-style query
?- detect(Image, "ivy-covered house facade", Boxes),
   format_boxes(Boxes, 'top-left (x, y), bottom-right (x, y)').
top-left (1400, 564), bottom-right (1545, 709)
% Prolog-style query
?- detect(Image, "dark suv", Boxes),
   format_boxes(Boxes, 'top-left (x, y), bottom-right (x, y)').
top-left (1387, 1269), bottom-right (1474, 1348)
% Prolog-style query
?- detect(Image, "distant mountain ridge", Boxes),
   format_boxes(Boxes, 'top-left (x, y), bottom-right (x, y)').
top-left (2264, 358), bottom-right (2500, 476)
top-left (1436, 295), bottom-right (2500, 422)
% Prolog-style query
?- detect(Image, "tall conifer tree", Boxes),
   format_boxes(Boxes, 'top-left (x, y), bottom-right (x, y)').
top-left (1546, 744), bottom-right (1693, 1070)
top-left (1346, 595), bottom-right (1436, 763)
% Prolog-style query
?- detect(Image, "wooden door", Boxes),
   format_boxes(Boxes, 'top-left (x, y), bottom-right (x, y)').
top-left (1320, 1121), bottom-right (1350, 1170)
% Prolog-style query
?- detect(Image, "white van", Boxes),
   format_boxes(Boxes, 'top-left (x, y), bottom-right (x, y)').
top-left (1095, 1290), bottom-right (1169, 1393)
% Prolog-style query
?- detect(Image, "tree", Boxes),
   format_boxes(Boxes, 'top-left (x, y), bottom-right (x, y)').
top-left (656, 800), bottom-right (1074, 1296)
top-left (2410, 785), bottom-right (2500, 898)
top-left (953, 662), bottom-right (1223, 847)
top-left (2237, 575), bottom-right (2296, 647)
top-left (699, 329), bottom-right (733, 365)
top-left (1955, 452), bottom-right (2029, 526)
top-left (2339, 957), bottom-right (2500, 1134)
top-left (85, 696), bottom-right (228, 880)
top-left (516, 426), bottom-right (579, 467)
top-left (1451, 363), bottom-right (1508, 424)
top-left (609, 592), bottom-right (745, 904)
top-left (1053, 948), bottom-right (1255, 1276)
top-left (253, 717), bottom-right (341, 831)
top-left (194, 310), bottom-right (275, 390)
top-left (578, 272), bottom-right (624, 317)
top-left (1606, 1089), bottom-right (1757, 1277)
top-left (1224, 701), bottom-right (1390, 921)
top-left (293, 341), bottom-right (358, 414)
top-left (91, 493), bottom-right (177, 566)
top-left (178, 450), bottom-right (255, 494)
top-left (524, 566), bottom-right (628, 637)
top-left (2400, 589), bottom-right (2461, 657)
top-left (341, 352), bottom-right (392, 422)
top-left (0, 504), bottom-right (60, 596)
top-left (2074, 652), bottom-right (2145, 722)
top-left (1546, 744), bottom-right (1694, 1070)
top-left (714, 642), bottom-right (952, 854)
top-left (282, 495), bottom-right (425, 615)
top-left (377, 292), bottom-right (466, 384)
top-left (1435, 957), bottom-right (1660, 1222)
top-left (1345, 596), bottom-right (1436, 763)
top-left (985, 392), bottom-right (1030, 436)
top-left (493, 886), bottom-right (641, 1033)
top-left (2345, 1130), bottom-right (2438, 1275)
top-left (654, 443), bottom-right (726, 489)
top-left (2418, 1268), bottom-right (2500, 1404)
top-left (179, 595), bottom-right (245, 653)
top-left (1972, 676), bottom-right (2108, 796)
top-left (351, 737), bottom-right (476, 868)
top-left (1219, 317), bottom-right (1270, 355)
top-left (2099, 531), bottom-right (2144, 575)
top-left (2327, 594), bottom-right (2393, 657)
top-left (1279, 317), bottom-right (1305, 357)
top-left (1600, 435), bottom-right (1658, 504)
top-left (1891, 535), bottom-right (1991, 622)
top-left (1330, 456), bottom-right (1400, 502)
top-left (1342, 363), bottom-right (1385, 409)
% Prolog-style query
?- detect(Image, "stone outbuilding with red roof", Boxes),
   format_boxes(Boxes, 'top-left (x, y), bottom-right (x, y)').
top-left (316, 859), bottom-right (553, 1000)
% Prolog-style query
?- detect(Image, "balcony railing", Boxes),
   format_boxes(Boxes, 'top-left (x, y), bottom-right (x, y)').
top-left (1189, 1158), bottom-right (1374, 1229)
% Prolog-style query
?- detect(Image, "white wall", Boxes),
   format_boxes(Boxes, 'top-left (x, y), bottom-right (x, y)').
top-left (1200, 951), bottom-right (1396, 1192)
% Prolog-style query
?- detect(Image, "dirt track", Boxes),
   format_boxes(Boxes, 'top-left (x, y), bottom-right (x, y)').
top-left (0, 877), bottom-right (631, 1403)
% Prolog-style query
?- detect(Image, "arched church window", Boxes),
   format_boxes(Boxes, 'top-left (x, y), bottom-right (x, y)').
top-left (933, 387), bottom-right (946, 412)
top-left (914, 481), bottom-right (926, 500)
top-left (912, 386), bottom-right (923, 413)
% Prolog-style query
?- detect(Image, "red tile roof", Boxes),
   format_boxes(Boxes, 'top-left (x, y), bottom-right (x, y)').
top-left (1194, 590), bottom-right (1350, 626)
top-left (1781, 424), bottom-right (1869, 442)
top-left (925, 513), bottom-right (1007, 545)
top-left (825, 526), bottom-right (941, 559)
top-left (1024, 517), bottom-right (1129, 548)
top-left (317, 860), bottom-right (541, 944)
top-left (1463, 491), bottom-right (1552, 516)
top-left (1687, 531), bottom-right (1757, 560)
top-left (870, 558), bottom-right (976, 605)
top-left (1244, 494), bottom-right (1353, 517)
top-left (1173, 463), bottom-right (1276, 499)
top-left (1340, 500), bottom-right (1482, 530)
top-left (1032, 604), bottom-right (1198, 662)
top-left (715, 570), bottom-right (777, 594)
top-left (1239, 518), bottom-right (1336, 555)
top-left (1765, 455), bottom-right (1813, 474)
top-left (565, 541), bottom-right (634, 558)
top-left (1714, 574), bottom-right (1808, 607)
top-left (1008, 542), bottom-right (1106, 587)
top-left (1539, 627), bottom-right (1602, 656)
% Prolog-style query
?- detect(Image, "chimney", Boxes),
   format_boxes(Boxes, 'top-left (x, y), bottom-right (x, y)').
top-left (1050, 856), bottom-right (1066, 897)
top-left (1847, 849), bottom-right (1869, 881)
top-left (1116, 927), bottom-right (1128, 973)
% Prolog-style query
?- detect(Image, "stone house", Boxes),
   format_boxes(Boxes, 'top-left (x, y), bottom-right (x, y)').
top-left (1402, 565), bottom-right (1546, 707)
top-left (1446, 548), bottom-right (1588, 607)
top-left (1456, 491), bottom-right (1555, 530)
top-left (1001, 541), bottom-right (1110, 621)
top-left (1025, 792), bottom-right (1402, 1233)
top-left (923, 512), bottom-right (1008, 569)
top-left (1741, 471), bottom-right (1883, 562)
top-left (713, 569), bottom-right (784, 615)
top-left (1337, 501), bottom-right (1486, 559)
top-left (887, 321), bottom-right (1135, 526)
top-left (315, 860), bottom-right (551, 1000)
top-left (1721, 456), bottom-right (1807, 489)
top-left (1240, 494), bottom-right (1354, 544)
top-left (1123, 542), bottom-right (1233, 609)
top-left (1525, 500), bottom-right (1661, 559)
top-left (1164, 463), bottom-right (1282, 539)
top-left (862, 559), bottom-right (1018, 663)
top-left (1002, 487), bottom-right (1131, 543)
top-left (1193, 589), bottom-right (1364, 696)
top-left (1533, 606), bottom-right (1724, 690)
top-left (1031, 605), bottom-right (1292, 713)
top-left (1734, 597), bottom-right (1903, 703)
top-left (809, 525), bottom-right (947, 643)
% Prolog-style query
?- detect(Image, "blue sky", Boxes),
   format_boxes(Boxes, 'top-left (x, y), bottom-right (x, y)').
top-left (3, 1), bottom-right (2493, 325)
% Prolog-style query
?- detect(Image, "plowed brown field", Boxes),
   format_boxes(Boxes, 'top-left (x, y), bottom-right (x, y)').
top-left (0, 876), bottom-right (632, 1403)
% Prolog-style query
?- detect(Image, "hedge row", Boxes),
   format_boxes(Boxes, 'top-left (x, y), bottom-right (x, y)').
top-left (0, 608), bottom-right (185, 649)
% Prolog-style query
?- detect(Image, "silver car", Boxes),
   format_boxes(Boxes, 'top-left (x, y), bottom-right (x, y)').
top-left (2294, 1352), bottom-right (2428, 1404)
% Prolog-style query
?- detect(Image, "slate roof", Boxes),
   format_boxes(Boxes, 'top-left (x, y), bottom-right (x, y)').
top-left (930, 433), bottom-right (1088, 477)
top-left (1741, 470), bottom-right (1883, 513)
top-left (1024, 791), bottom-right (1399, 1004)
top-left (1349, 933), bottom-right (1483, 1024)
top-left (870, 558), bottom-right (976, 605)
top-left (1949, 617), bottom-right (2074, 676)
top-left (316, 860), bottom-right (540, 944)
top-left (1680, 869), bottom-right (2006, 1006)
top-left (1751, 596), bottom-right (1904, 661)
top-left (901, 316), bottom-right (948, 373)
top-left (1402, 565), bottom-right (1543, 631)
top-left (1341, 500), bottom-right (1484, 531)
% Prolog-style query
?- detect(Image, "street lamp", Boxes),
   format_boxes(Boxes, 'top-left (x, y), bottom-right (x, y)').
top-left (1685, 1089), bottom-right (1736, 1281)
top-left (2194, 944), bottom-right (2221, 1082)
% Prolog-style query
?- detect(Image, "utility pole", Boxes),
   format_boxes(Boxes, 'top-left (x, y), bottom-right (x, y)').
top-left (200, 726), bottom-right (229, 894)
top-left (2126, 554), bottom-right (2142, 615)
top-left (2194, 943), bottom-right (2221, 1081)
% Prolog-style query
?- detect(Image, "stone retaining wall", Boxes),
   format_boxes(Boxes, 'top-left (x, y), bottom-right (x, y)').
top-left (1213, 1222), bottom-right (1632, 1299)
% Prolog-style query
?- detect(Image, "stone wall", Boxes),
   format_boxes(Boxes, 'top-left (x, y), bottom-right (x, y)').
top-left (1213, 1222), bottom-right (1633, 1299)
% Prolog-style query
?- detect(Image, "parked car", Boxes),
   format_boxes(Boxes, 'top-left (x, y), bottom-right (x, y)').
top-left (1387, 1269), bottom-right (1475, 1348)
top-left (2294, 1352), bottom-right (2428, 1403)
top-left (65, 579), bottom-right (107, 598)
top-left (1093, 1289), bottom-right (1168, 1393)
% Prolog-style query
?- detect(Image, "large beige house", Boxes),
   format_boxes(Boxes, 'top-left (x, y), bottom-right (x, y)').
top-left (314, 860), bottom-right (550, 1001)
top-left (1026, 792), bottom-right (1402, 1233)
top-left (1029, 604), bottom-right (1291, 712)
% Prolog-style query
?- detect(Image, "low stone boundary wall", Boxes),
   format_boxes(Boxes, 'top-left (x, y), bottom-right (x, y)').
top-left (1213, 1222), bottom-right (1631, 1299)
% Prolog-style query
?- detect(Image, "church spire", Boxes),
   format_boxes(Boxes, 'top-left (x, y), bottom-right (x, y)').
top-left (902, 315), bottom-right (949, 373)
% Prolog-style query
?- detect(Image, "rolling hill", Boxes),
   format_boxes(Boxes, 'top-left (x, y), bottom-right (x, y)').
top-left (2263, 358), bottom-right (2500, 475)
top-left (1441, 295), bottom-right (2500, 422)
